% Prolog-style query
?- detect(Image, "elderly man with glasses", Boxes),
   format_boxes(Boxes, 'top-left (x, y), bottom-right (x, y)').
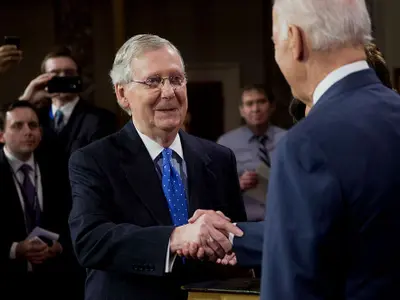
top-left (67, 34), bottom-right (247, 300)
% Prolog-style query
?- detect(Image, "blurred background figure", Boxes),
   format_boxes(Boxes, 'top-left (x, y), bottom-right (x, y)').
top-left (217, 84), bottom-right (286, 221)
top-left (19, 46), bottom-right (116, 158)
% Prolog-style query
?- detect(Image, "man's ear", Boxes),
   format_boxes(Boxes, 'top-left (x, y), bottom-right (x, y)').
top-left (115, 84), bottom-right (130, 112)
top-left (0, 131), bottom-right (4, 144)
top-left (288, 25), bottom-right (304, 61)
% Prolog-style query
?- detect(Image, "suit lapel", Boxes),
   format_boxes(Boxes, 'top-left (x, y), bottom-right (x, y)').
top-left (0, 150), bottom-right (28, 234)
top-left (180, 131), bottom-right (215, 217)
top-left (118, 122), bottom-right (173, 225)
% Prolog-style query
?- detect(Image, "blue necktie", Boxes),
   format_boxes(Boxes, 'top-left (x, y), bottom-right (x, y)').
top-left (257, 135), bottom-right (271, 167)
top-left (54, 110), bottom-right (64, 133)
top-left (161, 148), bottom-right (188, 226)
top-left (20, 164), bottom-right (40, 232)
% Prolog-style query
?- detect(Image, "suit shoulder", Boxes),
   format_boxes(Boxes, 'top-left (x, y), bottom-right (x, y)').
top-left (70, 130), bottom-right (119, 161)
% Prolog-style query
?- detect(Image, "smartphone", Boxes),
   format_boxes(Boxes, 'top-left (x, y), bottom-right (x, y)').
top-left (47, 76), bottom-right (82, 94)
top-left (4, 36), bottom-right (20, 49)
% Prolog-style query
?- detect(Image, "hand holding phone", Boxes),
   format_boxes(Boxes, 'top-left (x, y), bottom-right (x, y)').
top-left (0, 36), bottom-right (22, 73)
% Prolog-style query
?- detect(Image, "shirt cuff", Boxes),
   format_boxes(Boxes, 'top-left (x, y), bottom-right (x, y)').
top-left (229, 223), bottom-right (237, 245)
top-left (165, 239), bottom-right (177, 273)
top-left (9, 242), bottom-right (18, 259)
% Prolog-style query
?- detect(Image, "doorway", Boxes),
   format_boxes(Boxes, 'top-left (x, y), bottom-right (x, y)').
top-left (186, 81), bottom-right (224, 142)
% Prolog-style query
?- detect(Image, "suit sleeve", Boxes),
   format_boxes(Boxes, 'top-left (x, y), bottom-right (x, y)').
top-left (262, 134), bottom-right (345, 300)
top-left (233, 221), bottom-right (264, 267)
top-left (68, 149), bottom-right (174, 276)
top-left (226, 148), bottom-right (247, 222)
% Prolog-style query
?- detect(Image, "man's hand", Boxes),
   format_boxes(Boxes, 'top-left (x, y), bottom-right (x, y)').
top-left (170, 213), bottom-right (243, 260)
top-left (239, 171), bottom-right (258, 191)
top-left (47, 241), bottom-right (63, 258)
top-left (175, 210), bottom-right (242, 261)
top-left (16, 238), bottom-right (49, 265)
top-left (216, 252), bottom-right (237, 266)
top-left (0, 45), bottom-right (22, 73)
top-left (19, 73), bottom-right (57, 105)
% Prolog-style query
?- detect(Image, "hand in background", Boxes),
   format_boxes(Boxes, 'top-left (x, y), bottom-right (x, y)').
top-left (16, 237), bottom-right (48, 265)
top-left (47, 241), bottom-right (63, 258)
top-left (170, 212), bottom-right (242, 261)
top-left (0, 45), bottom-right (22, 73)
top-left (176, 210), bottom-right (240, 263)
top-left (19, 73), bottom-right (57, 106)
top-left (239, 171), bottom-right (258, 191)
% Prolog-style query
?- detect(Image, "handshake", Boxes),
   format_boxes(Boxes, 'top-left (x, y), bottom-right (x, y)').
top-left (169, 210), bottom-right (242, 266)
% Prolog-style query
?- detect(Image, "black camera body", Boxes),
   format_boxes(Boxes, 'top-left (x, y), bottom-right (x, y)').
top-left (47, 76), bottom-right (82, 94)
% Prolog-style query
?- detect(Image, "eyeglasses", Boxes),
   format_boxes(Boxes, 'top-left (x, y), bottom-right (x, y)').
top-left (131, 74), bottom-right (187, 90)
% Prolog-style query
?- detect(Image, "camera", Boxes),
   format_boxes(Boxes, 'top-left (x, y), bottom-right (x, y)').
top-left (47, 76), bottom-right (82, 94)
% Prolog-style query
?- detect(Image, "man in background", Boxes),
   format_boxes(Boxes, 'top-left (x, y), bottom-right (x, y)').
top-left (0, 101), bottom-right (76, 298)
top-left (19, 46), bottom-right (116, 157)
top-left (217, 85), bottom-right (286, 221)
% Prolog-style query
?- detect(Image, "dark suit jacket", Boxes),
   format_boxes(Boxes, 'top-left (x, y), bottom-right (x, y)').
top-left (241, 69), bottom-right (400, 300)
top-left (68, 121), bottom-right (247, 300)
top-left (0, 148), bottom-right (74, 277)
top-left (39, 98), bottom-right (117, 157)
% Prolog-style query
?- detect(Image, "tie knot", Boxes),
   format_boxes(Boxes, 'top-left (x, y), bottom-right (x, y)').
top-left (162, 148), bottom-right (173, 159)
top-left (20, 164), bottom-right (32, 175)
top-left (257, 135), bottom-right (268, 144)
top-left (55, 110), bottom-right (63, 118)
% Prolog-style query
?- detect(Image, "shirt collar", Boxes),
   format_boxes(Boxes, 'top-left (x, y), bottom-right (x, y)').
top-left (3, 146), bottom-right (35, 173)
top-left (313, 60), bottom-right (370, 105)
top-left (51, 96), bottom-right (80, 123)
top-left (136, 129), bottom-right (184, 161)
top-left (244, 125), bottom-right (273, 142)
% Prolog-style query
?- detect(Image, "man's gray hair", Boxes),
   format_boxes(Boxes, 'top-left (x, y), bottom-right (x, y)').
top-left (109, 34), bottom-right (184, 85)
top-left (274, 0), bottom-right (372, 51)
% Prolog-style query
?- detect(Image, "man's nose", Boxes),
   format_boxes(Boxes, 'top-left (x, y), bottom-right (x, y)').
top-left (22, 124), bottom-right (33, 134)
top-left (161, 79), bottom-right (175, 98)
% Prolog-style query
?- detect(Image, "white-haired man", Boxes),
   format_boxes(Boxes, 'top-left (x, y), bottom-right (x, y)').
top-left (67, 34), bottom-right (247, 300)
top-left (183, 0), bottom-right (400, 299)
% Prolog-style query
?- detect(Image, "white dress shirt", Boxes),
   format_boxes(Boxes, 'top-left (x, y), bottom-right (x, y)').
top-left (3, 146), bottom-right (43, 270)
top-left (51, 96), bottom-right (80, 125)
top-left (136, 129), bottom-right (185, 273)
top-left (313, 60), bottom-right (370, 105)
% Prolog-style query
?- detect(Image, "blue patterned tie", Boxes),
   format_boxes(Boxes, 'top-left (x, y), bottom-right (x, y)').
top-left (20, 164), bottom-right (40, 232)
top-left (54, 110), bottom-right (64, 133)
top-left (161, 148), bottom-right (188, 226)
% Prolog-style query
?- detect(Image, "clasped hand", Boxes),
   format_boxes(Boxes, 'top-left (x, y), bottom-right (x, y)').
top-left (169, 210), bottom-right (241, 265)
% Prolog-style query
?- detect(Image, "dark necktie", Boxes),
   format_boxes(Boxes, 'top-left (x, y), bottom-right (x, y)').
top-left (161, 148), bottom-right (188, 226)
top-left (19, 164), bottom-right (40, 232)
top-left (257, 135), bottom-right (271, 167)
top-left (54, 110), bottom-right (64, 133)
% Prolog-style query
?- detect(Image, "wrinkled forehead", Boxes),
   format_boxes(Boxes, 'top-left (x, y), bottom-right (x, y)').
top-left (131, 46), bottom-right (185, 78)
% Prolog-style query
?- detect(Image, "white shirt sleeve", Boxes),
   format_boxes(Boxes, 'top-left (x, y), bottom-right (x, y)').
top-left (9, 242), bottom-right (18, 259)
top-left (229, 223), bottom-right (238, 245)
top-left (165, 239), bottom-right (177, 273)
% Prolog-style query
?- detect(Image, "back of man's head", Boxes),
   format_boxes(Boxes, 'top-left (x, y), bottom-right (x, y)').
top-left (274, 0), bottom-right (372, 51)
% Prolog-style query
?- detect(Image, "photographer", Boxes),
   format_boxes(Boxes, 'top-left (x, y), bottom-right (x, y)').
top-left (19, 46), bottom-right (117, 157)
